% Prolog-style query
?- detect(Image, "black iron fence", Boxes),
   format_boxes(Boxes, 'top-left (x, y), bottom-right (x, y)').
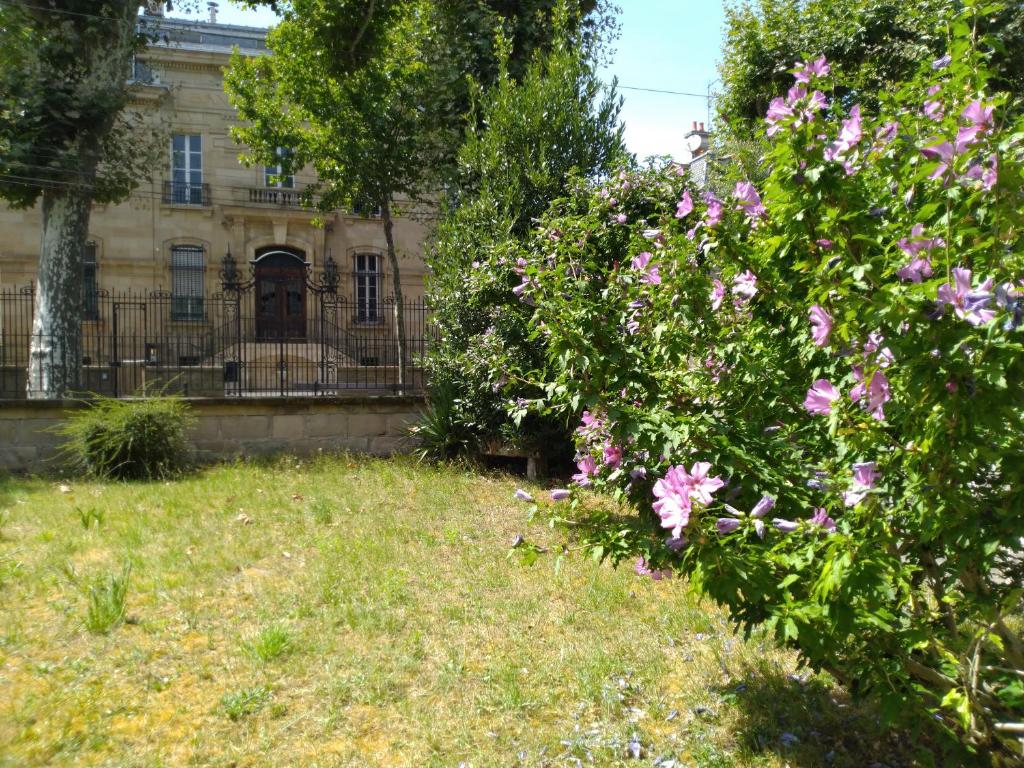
top-left (0, 271), bottom-right (433, 400)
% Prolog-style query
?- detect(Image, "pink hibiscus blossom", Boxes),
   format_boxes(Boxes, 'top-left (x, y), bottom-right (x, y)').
top-left (716, 518), bottom-right (741, 534)
top-left (794, 56), bottom-right (830, 83)
top-left (823, 105), bottom-right (863, 163)
top-left (843, 461), bottom-right (878, 507)
top-left (850, 367), bottom-right (891, 421)
top-left (937, 267), bottom-right (996, 326)
top-left (804, 379), bottom-right (840, 415)
top-left (962, 99), bottom-right (995, 130)
top-left (808, 305), bottom-right (833, 347)
top-left (631, 252), bottom-right (662, 285)
top-left (810, 508), bottom-right (836, 532)
top-left (635, 558), bottom-right (671, 580)
top-left (705, 193), bottom-right (724, 227)
top-left (653, 462), bottom-right (725, 538)
top-left (675, 189), bottom-right (694, 218)
top-left (572, 455), bottom-right (599, 487)
top-left (732, 270), bottom-right (758, 301)
top-left (603, 442), bottom-right (623, 468)
top-left (733, 181), bottom-right (766, 220)
top-left (710, 279), bottom-right (726, 311)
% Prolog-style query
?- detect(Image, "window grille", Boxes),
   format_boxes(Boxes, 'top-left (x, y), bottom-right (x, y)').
top-left (354, 253), bottom-right (381, 323)
top-left (83, 241), bottom-right (99, 320)
top-left (171, 245), bottom-right (205, 320)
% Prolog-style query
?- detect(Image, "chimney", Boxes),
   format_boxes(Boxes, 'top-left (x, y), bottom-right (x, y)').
top-left (207, 1), bottom-right (218, 23)
top-left (684, 120), bottom-right (711, 158)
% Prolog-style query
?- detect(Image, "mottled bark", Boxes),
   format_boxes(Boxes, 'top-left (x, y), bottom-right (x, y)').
top-left (381, 199), bottom-right (406, 392)
top-left (28, 187), bottom-right (93, 398)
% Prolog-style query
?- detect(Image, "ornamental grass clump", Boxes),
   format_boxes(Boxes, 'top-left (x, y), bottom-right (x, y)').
top-left (508, 2), bottom-right (1024, 761)
top-left (58, 394), bottom-right (194, 480)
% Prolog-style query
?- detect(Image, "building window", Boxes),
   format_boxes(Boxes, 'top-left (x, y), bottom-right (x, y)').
top-left (170, 245), bottom-right (205, 320)
top-left (83, 241), bottom-right (99, 320)
top-left (354, 253), bottom-right (381, 323)
top-left (170, 134), bottom-right (204, 204)
top-left (265, 147), bottom-right (294, 189)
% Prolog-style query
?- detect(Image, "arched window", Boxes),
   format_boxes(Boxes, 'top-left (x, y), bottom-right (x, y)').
top-left (170, 245), bottom-right (205, 320)
top-left (354, 253), bottom-right (381, 323)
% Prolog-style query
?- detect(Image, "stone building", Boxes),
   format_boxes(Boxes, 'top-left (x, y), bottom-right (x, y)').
top-left (0, 10), bottom-right (431, 397)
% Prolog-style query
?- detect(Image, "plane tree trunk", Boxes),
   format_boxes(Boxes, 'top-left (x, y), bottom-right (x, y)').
top-left (27, 185), bottom-right (94, 399)
top-left (380, 198), bottom-right (407, 393)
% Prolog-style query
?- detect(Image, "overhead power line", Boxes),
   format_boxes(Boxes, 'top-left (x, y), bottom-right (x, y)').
top-left (618, 85), bottom-right (711, 99)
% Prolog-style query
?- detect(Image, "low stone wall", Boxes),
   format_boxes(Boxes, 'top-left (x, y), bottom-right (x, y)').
top-left (0, 395), bottom-right (424, 473)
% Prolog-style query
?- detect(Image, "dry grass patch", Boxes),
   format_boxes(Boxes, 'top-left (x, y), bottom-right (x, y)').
top-left (0, 455), bottom-right (929, 767)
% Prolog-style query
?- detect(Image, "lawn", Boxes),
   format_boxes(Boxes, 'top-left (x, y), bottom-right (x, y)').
top-left (0, 455), bottom-right (925, 767)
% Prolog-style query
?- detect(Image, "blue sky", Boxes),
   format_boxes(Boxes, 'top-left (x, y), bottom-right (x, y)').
top-left (170, 1), bottom-right (725, 160)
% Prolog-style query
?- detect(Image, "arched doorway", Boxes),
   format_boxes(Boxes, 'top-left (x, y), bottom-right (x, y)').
top-left (253, 247), bottom-right (308, 340)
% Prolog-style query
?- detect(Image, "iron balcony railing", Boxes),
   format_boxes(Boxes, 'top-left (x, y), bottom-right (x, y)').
top-left (162, 181), bottom-right (211, 207)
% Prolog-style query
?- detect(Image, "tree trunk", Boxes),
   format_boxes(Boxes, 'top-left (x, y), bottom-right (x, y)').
top-left (27, 187), bottom-right (92, 399)
top-left (381, 199), bottom-right (407, 393)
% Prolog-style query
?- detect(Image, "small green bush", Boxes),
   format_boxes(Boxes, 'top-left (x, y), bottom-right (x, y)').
top-left (84, 562), bottom-right (131, 635)
top-left (58, 394), bottom-right (194, 480)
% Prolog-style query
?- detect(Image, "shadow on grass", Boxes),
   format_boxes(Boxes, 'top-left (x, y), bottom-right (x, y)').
top-left (713, 664), bottom-right (967, 768)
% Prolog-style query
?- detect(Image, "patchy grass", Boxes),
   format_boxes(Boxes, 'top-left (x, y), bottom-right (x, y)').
top-left (0, 455), bottom-right (931, 767)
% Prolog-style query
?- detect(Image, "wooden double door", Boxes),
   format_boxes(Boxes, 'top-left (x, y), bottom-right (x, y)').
top-left (254, 248), bottom-right (308, 340)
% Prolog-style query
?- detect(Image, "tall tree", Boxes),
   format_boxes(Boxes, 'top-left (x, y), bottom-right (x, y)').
top-left (226, 0), bottom-right (464, 392)
top-left (718, 0), bottom-right (1024, 134)
top-left (0, 1), bottom-right (179, 398)
top-left (424, 6), bottom-right (625, 460)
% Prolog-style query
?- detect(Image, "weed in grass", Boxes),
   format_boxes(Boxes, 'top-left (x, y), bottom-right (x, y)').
top-left (243, 623), bottom-right (293, 663)
top-left (84, 562), bottom-right (131, 634)
top-left (76, 506), bottom-right (104, 530)
top-left (220, 685), bottom-right (270, 720)
top-left (308, 498), bottom-right (333, 525)
top-left (0, 508), bottom-right (9, 539)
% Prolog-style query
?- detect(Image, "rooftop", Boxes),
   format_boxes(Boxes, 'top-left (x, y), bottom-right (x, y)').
top-left (140, 13), bottom-right (268, 55)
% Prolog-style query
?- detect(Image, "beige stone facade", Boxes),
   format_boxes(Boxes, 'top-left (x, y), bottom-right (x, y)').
top-left (0, 14), bottom-right (430, 304)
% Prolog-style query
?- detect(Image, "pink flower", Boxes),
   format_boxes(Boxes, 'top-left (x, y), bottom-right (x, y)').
top-left (572, 455), bottom-right (598, 487)
top-left (632, 251), bottom-right (661, 285)
top-left (642, 229), bottom-right (665, 246)
top-left (733, 181), bottom-right (766, 219)
top-left (773, 518), bottom-right (799, 533)
top-left (653, 468), bottom-right (694, 538)
top-left (897, 258), bottom-right (934, 283)
top-left (810, 508), bottom-right (836, 532)
top-left (550, 489), bottom-right (571, 501)
top-left (816, 239), bottom-right (833, 250)
top-left (824, 105), bottom-right (862, 162)
top-left (710, 279), bottom-right (726, 311)
top-left (675, 189), bottom-right (694, 218)
top-left (514, 489), bottom-right (533, 502)
top-left (923, 100), bottom-right (944, 121)
top-left (794, 56), bottom-right (829, 83)
top-left (732, 270), bottom-right (758, 301)
top-left (843, 462), bottom-right (878, 507)
top-left (921, 140), bottom-right (954, 181)
top-left (614, 213), bottom-right (628, 225)
top-left (937, 267), bottom-right (995, 326)
top-left (766, 96), bottom-right (794, 135)
top-left (863, 370), bottom-right (891, 421)
top-left (808, 305), bottom-right (833, 347)
top-left (635, 558), bottom-right (671, 580)
top-left (962, 99), bottom-right (994, 130)
top-left (716, 518), bottom-right (741, 534)
top-left (653, 462), bottom-right (725, 538)
top-left (804, 379), bottom-right (840, 415)
top-left (603, 443), bottom-right (623, 468)
top-left (705, 193), bottom-right (724, 227)
top-left (750, 496), bottom-right (775, 518)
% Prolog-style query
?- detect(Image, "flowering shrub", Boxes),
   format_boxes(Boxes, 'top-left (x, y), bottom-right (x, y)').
top-left (514, 4), bottom-right (1024, 759)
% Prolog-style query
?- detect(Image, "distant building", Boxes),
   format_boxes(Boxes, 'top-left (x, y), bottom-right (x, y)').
top-left (0, 9), bottom-right (431, 397)
top-left (681, 121), bottom-right (712, 188)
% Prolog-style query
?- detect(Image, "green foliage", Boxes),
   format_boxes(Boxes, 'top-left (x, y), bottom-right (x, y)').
top-left (84, 562), bottom-right (131, 635)
top-left (220, 685), bottom-right (271, 721)
top-left (308, 498), bottom-right (334, 525)
top-left (718, 0), bottom-right (1024, 134)
top-left (243, 623), bottom-right (294, 663)
top-left (520, 3), bottom-right (1024, 760)
top-left (425, 6), bottom-right (625, 459)
top-left (76, 506), bottom-right (104, 530)
top-left (58, 394), bottom-right (194, 481)
top-left (409, 380), bottom-right (480, 461)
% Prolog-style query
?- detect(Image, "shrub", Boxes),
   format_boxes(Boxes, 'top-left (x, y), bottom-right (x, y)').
top-left (58, 394), bottom-right (194, 480)
top-left (513, 3), bottom-right (1024, 761)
